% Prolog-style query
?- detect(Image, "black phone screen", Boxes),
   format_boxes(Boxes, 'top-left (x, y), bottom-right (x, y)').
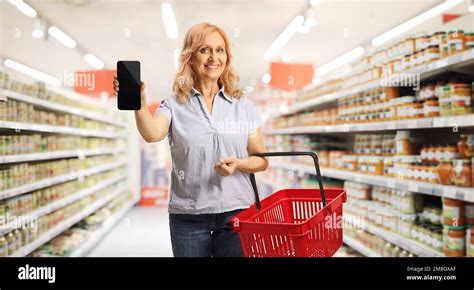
top-left (117, 61), bottom-right (141, 110)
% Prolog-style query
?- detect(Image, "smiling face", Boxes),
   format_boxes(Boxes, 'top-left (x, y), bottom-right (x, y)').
top-left (191, 31), bottom-right (228, 83)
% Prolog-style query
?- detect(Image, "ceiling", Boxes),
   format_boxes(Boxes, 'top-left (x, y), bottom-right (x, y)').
top-left (1, 0), bottom-right (471, 102)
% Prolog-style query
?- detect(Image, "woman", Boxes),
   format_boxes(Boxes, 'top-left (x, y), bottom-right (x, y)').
top-left (113, 22), bottom-right (268, 257)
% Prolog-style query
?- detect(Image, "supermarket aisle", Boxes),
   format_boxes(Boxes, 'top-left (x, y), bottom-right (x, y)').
top-left (89, 206), bottom-right (173, 257)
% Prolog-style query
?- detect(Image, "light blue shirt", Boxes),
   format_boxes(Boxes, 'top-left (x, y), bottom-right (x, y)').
top-left (155, 86), bottom-right (263, 214)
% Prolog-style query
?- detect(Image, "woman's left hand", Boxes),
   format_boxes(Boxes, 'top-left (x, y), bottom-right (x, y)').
top-left (214, 156), bottom-right (241, 177)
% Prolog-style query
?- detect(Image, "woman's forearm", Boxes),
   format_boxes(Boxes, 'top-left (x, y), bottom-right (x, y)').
top-left (134, 106), bottom-right (164, 142)
top-left (237, 156), bottom-right (269, 173)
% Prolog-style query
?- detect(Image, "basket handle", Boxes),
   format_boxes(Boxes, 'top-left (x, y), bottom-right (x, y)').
top-left (250, 151), bottom-right (326, 210)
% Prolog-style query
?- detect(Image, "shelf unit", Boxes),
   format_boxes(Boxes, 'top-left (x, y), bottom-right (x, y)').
top-left (10, 187), bottom-right (127, 257)
top-left (269, 49), bottom-right (474, 120)
top-left (269, 161), bottom-right (474, 202)
top-left (342, 235), bottom-right (381, 257)
top-left (1, 148), bottom-right (125, 164)
top-left (0, 120), bottom-right (125, 139)
top-left (268, 114), bottom-right (474, 135)
top-left (2, 89), bottom-right (127, 128)
top-left (0, 173), bottom-right (127, 235)
top-left (344, 214), bottom-right (444, 257)
top-left (0, 159), bottom-right (126, 200)
top-left (256, 176), bottom-right (445, 257)
top-left (69, 199), bottom-right (137, 257)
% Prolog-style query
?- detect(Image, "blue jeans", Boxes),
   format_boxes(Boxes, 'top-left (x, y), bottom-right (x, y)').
top-left (169, 209), bottom-right (244, 257)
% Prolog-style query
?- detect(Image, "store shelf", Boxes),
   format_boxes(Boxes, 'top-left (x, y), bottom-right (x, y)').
top-left (344, 214), bottom-right (444, 257)
top-left (2, 89), bottom-right (127, 128)
top-left (0, 159), bottom-right (126, 200)
top-left (69, 200), bottom-right (136, 257)
top-left (0, 173), bottom-right (126, 235)
top-left (10, 187), bottom-right (125, 257)
top-left (343, 235), bottom-right (381, 257)
top-left (269, 49), bottom-right (474, 120)
top-left (0, 120), bottom-right (125, 139)
top-left (267, 114), bottom-right (474, 135)
top-left (270, 161), bottom-right (474, 202)
top-left (0, 148), bottom-right (126, 164)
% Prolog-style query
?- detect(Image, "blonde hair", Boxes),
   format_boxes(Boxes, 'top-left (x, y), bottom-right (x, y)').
top-left (173, 23), bottom-right (243, 104)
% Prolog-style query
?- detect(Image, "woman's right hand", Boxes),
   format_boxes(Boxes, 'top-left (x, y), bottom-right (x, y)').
top-left (113, 74), bottom-right (147, 108)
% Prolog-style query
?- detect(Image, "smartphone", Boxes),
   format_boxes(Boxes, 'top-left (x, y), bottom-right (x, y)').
top-left (117, 61), bottom-right (141, 110)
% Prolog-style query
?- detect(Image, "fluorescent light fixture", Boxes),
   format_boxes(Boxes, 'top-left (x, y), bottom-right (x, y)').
top-left (264, 15), bottom-right (304, 60)
top-left (310, 0), bottom-right (326, 7)
top-left (372, 0), bottom-right (463, 46)
top-left (315, 46), bottom-right (365, 77)
top-left (48, 26), bottom-right (76, 48)
top-left (305, 8), bottom-right (317, 27)
top-left (32, 18), bottom-right (44, 38)
top-left (8, 0), bottom-right (37, 17)
top-left (4, 59), bottom-right (60, 86)
top-left (312, 77), bottom-right (322, 86)
top-left (173, 48), bottom-right (180, 71)
top-left (469, 0), bottom-right (474, 12)
top-left (32, 29), bottom-right (43, 38)
top-left (84, 53), bottom-right (104, 70)
top-left (262, 73), bottom-right (272, 84)
top-left (298, 25), bottom-right (310, 34)
top-left (162, 2), bottom-right (178, 40)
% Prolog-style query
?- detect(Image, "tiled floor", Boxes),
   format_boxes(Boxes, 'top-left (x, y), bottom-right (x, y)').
top-left (89, 206), bottom-right (173, 257)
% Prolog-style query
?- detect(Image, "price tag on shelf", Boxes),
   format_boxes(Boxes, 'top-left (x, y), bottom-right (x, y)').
top-left (388, 122), bottom-right (396, 130)
top-left (77, 150), bottom-right (85, 160)
top-left (408, 183), bottom-right (419, 192)
top-left (443, 186), bottom-right (457, 198)
top-left (408, 120), bottom-right (418, 128)
top-left (455, 192), bottom-right (465, 201)
top-left (354, 175), bottom-right (362, 182)
top-left (386, 180), bottom-right (396, 188)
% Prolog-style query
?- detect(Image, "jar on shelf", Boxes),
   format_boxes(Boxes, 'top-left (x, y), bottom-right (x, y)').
top-left (443, 198), bottom-right (465, 226)
top-left (409, 101), bottom-right (424, 119)
top-left (465, 32), bottom-right (474, 50)
top-left (367, 156), bottom-right (384, 175)
top-left (439, 84), bottom-right (452, 116)
top-left (423, 98), bottom-right (440, 117)
top-left (435, 145), bottom-right (444, 162)
top-left (467, 226), bottom-right (474, 257)
top-left (342, 155), bottom-right (358, 171)
top-left (448, 29), bottom-right (465, 55)
top-left (437, 159), bottom-right (454, 185)
top-left (452, 158), bottom-right (472, 187)
top-left (441, 34), bottom-right (449, 58)
top-left (458, 134), bottom-right (468, 158)
top-left (428, 163), bottom-right (439, 184)
top-left (427, 45), bottom-right (441, 62)
top-left (383, 157), bottom-right (394, 177)
top-left (450, 82), bottom-right (472, 115)
top-left (443, 145), bottom-right (460, 161)
top-left (395, 131), bottom-right (416, 155)
top-left (465, 202), bottom-right (474, 225)
top-left (431, 31), bottom-right (446, 48)
top-left (443, 225), bottom-right (466, 257)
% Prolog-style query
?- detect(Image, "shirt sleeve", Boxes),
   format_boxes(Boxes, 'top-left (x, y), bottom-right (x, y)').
top-left (246, 98), bottom-right (263, 134)
top-left (154, 98), bottom-right (172, 126)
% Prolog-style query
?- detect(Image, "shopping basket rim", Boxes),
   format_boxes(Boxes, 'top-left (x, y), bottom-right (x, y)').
top-left (233, 188), bottom-right (346, 226)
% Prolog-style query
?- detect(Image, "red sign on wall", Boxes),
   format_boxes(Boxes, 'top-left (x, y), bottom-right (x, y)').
top-left (269, 62), bottom-right (313, 90)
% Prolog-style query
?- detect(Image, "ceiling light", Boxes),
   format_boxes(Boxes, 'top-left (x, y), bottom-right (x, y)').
top-left (315, 46), bottom-right (365, 77)
top-left (264, 15), bottom-right (304, 60)
top-left (298, 25), bottom-right (310, 34)
top-left (372, 0), bottom-right (463, 46)
top-left (162, 2), bottom-right (179, 40)
top-left (173, 48), bottom-right (180, 71)
top-left (469, 0), bottom-right (474, 12)
top-left (312, 77), bottom-right (322, 86)
top-left (32, 18), bottom-right (45, 39)
top-left (262, 73), bottom-right (272, 84)
top-left (304, 9), bottom-right (317, 27)
top-left (8, 0), bottom-right (37, 17)
top-left (4, 59), bottom-right (60, 86)
top-left (48, 26), bottom-right (77, 48)
top-left (84, 53), bottom-right (104, 69)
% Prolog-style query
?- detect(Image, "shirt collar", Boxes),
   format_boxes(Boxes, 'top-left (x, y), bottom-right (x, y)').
top-left (192, 85), bottom-right (233, 103)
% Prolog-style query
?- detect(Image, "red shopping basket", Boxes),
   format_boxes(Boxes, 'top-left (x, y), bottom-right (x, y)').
top-left (230, 152), bottom-right (347, 257)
